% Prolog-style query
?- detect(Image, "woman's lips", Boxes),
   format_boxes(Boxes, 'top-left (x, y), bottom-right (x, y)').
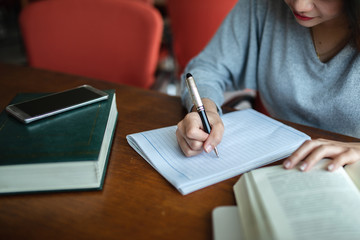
top-left (293, 11), bottom-right (314, 21)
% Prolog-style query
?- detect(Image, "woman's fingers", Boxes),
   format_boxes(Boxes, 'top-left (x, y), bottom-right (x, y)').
top-left (298, 144), bottom-right (347, 171)
top-left (176, 102), bottom-right (224, 157)
top-left (203, 111), bottom-right (224, 153)
top-left (283, 138), bottom-right (360, 171)
top-left (176, 112), bottom-right (211, 157)
top-left (283, 139), bottom-right (322, 169)
top-left (176, 129), bottom-right (204, 157)
top-left (328, 148), bottom-right (359, 171)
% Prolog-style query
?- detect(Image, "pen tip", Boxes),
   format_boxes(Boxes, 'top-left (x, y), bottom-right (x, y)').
top-left (214, 147), bottom-right (219, 158)
top-left (186, 73), bottom-right (192, 79)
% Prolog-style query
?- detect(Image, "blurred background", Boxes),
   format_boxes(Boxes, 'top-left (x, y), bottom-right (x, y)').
top-left (0, 0), bottom-right (248, 102)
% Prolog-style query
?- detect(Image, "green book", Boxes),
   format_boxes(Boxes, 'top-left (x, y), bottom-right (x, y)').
top-left (0, 90), bottom-right (118, 194)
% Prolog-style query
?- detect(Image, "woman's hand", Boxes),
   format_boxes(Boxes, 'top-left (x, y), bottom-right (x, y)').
top-left (283, 138), bottom-right (360, 171)
top-left (176, 98), bottom-right (224, 157)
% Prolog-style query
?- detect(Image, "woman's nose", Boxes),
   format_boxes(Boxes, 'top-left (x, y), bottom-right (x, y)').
top-left (292, 0), bottom-right (314, 13)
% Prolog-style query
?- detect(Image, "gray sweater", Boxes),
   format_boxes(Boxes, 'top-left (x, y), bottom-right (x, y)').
top-left (181, 0), bottom-right (360, 138)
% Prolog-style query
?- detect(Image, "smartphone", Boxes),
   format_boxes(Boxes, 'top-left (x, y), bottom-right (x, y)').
top-left (6, 85), bottom-right (109, 124)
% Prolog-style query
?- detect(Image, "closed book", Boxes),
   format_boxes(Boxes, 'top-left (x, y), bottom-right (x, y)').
top-left (0, 90), bottom-right (118, 194)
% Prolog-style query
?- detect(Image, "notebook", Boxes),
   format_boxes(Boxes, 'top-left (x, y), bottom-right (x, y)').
top-left (126, 109), bottom-right (310, 195)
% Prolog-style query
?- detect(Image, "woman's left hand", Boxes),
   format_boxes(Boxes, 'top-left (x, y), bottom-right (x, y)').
top-left (283, 138), bottom-right (360, 171)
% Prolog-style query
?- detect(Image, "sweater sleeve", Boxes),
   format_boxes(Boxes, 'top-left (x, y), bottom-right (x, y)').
top-left (180, 0), bottom-right (268, 113)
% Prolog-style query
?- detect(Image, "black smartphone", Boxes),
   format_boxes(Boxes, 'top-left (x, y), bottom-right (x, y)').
top-left (6, 85), bottom-right (109, 124)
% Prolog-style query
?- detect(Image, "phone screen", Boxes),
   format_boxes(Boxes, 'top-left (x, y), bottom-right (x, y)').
top-left (6, 85), bottom-right (108, 123)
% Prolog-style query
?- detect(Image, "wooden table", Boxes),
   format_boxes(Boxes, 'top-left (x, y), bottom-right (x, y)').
top-left (0, 63), bottom-right (358, 240)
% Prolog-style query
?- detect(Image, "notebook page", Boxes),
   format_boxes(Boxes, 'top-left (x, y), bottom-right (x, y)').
top-left (127, 109), bottom-right (310, 194)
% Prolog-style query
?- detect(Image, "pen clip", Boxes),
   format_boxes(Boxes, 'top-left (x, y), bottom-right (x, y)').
top-left (185, 74), bottom-right (203, 108)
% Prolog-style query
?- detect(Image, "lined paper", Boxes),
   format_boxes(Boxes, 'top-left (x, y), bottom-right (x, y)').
top-left (127, 109), bottom-right (310, 195)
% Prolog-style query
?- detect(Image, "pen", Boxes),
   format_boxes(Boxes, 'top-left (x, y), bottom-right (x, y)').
top-left (185, 73), bottom-right (219, 158)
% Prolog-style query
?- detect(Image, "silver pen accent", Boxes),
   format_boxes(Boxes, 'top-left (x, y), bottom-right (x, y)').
top-left (185, 73), bottom-right (219, 158)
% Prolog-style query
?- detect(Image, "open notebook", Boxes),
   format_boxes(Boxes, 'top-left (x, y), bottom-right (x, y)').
top-left (126, 109), bottom-right (310, 195)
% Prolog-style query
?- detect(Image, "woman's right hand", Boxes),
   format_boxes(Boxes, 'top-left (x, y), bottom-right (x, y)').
top-left (176, 98), bottom-right (224, 157)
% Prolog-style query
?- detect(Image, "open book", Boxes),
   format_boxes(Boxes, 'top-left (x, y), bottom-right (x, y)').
top-left (212, 160), bottom-right (360, 240)
top-left (127, 109), bottom-right (310, 195)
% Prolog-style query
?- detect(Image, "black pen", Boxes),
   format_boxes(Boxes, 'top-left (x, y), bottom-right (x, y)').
top-left (185, 73), bottom-right (219, 158)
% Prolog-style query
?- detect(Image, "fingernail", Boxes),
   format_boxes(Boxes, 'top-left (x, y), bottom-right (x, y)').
top-left (328, 164), bottom-right (334, 171)
top-left (284, 160), bottom-right (291, 169)
top-left (300, 163), bottom-right (307, 171)
top-left (205, 145), bottom-right (212, 153)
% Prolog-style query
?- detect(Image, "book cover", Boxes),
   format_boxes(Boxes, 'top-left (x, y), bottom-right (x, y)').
top-left (0, 90), bottom-right (118, 194)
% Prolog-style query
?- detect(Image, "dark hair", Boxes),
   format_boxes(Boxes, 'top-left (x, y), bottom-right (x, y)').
top-left (345, 0), bottom-right (360, 51)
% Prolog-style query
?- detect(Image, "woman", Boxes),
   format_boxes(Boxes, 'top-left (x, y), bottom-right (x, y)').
top-left (176, 0), bottom-right (360, 172)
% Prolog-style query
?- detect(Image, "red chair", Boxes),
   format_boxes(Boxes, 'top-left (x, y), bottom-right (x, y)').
top-left (167, 0), bottom-right (268, 114)
top-left (19, 0), bottom-right (163, 89)
top-left (167, 0), bottom-right (237, 75)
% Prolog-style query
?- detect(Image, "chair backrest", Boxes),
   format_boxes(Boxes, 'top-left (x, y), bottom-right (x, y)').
top-left (167, 0), bottom-right (237, 75)
top-left (20, 0), bottom-right (163, 88)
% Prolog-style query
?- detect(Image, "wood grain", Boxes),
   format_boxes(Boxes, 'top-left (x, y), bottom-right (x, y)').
top-left (0, 63), bottom-right (358, 240)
